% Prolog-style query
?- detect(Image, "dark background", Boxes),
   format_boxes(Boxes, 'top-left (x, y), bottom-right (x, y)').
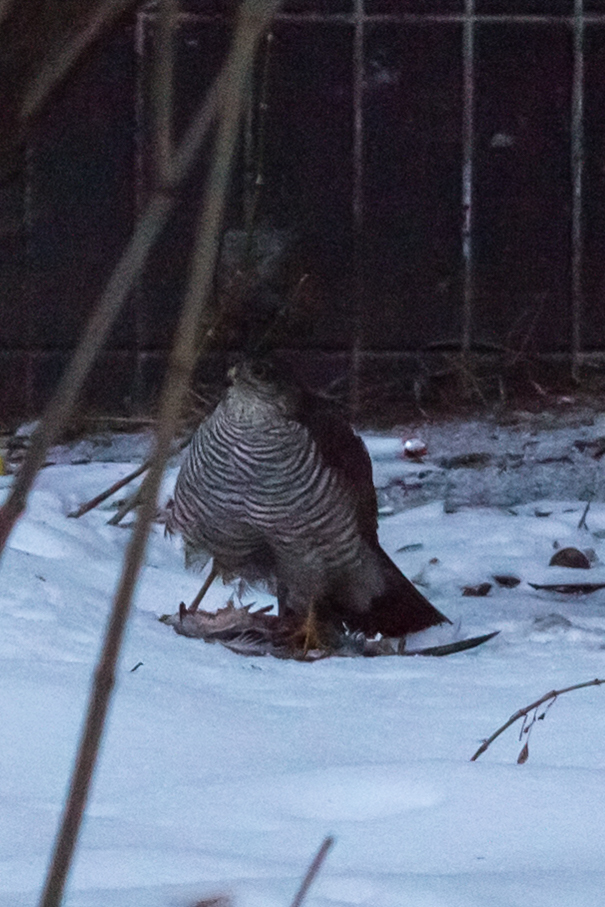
top-left (2, 0), bottom-right (605, 419)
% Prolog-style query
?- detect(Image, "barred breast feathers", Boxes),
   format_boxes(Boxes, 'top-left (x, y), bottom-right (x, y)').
top-left (169, 357), bottom-right (450, 637)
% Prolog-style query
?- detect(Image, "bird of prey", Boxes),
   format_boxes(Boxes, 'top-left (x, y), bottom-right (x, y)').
top-left (167, 358), bottom-right (450, 649)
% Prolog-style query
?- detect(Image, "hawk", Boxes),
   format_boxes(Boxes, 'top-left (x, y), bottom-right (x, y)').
top-left (167, 358), bottom-right (450, 648)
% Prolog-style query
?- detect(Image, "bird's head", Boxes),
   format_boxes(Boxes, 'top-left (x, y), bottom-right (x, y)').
top-left (227, 357), bottom-right (302, 414)
top-left (228, 358), bottom-right (280, 387)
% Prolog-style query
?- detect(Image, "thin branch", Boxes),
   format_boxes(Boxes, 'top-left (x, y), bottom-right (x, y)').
top-left (67, 435), bottom-right (189, 519)
top-left (0, 30), bottom-right (223, 560)
top-left (578, 499), bottom-right (591, 530)
top-left (470, 678), bottom-right (605, 762)
top-left (289, 836), bottom-right (335, 907)
top-left (106, 486), bottom-right (142, 525)
top-left (67, 462), bottom-right (149, 518)
top-left (37, 5), bottom-right (280, 906)
top-left (22, 0), bottom-right (142, 123)
top-left (186, 562), bottom-right (219, 613)
top-left (0, 191), bottom-right (170, 557)
top-left (172, 74), bottom-right (222, 183)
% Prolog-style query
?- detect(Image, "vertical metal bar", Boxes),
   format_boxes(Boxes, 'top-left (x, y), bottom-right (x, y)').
top-left (461, 0), bottom-right (475, 358)
top-left (571, 0), bottom-right (584, 380)
top-left (350, 0), bottom-right (364, 415)
top-left (244, 29), bottom-right (274, 263)
top-left (132, 9), bottom-right (148, 410)
top-left (24, 138), bottom-right (35, 414)
top-left (153, 0), bottom-right (177, 187)
top-left (243, 82), bottom-right (255, 224)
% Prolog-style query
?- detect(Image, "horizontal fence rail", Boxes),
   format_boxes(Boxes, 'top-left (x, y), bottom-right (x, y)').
top-left (2, 0), bottom-right (605, 416)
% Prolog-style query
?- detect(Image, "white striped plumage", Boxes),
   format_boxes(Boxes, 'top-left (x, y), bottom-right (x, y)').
top-left (170, 365), bottom-right (363, 605)
top-left (169, 358), bottom-right (449, 636)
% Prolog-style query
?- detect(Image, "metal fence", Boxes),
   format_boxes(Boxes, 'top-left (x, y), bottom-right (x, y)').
top-left (2, 0), bottom-right (605, 417)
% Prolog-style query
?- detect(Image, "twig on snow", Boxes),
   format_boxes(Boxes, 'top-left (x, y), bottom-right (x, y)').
top-left (470, 678), bottom-right (605, 763)
top-left (578, 499), bottom-right (591, 530)
top-left (106, 487), bottom-right (142, 526)
top-left (289, 836), bottom-right (335, 907)
top-left (68, 462), bottom-right (149, 519)
top-left (68, 436), bottom-right (190, 520)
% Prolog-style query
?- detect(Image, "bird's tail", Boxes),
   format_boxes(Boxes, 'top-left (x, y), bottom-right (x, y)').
top-left (353, 547), bottom-right (451, 637)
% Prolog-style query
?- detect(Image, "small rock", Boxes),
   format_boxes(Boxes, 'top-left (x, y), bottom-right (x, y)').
top-left (493, 574), bottom-right (521, 588)
top-left (549, 547), bottom-right (591, 569)
top-left (462, 582), bottom-right (492, 597)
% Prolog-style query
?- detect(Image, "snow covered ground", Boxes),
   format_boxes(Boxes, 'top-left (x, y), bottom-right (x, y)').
top-left (2, 416), bottom-right (605, 907)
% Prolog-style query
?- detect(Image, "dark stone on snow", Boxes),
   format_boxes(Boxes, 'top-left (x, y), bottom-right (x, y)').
top-left (462, 582), bottom-right (492, 597)
top-left (493, 574), bottom-right (521, 588)
top-left (549, 547), bottom-right (591, 569)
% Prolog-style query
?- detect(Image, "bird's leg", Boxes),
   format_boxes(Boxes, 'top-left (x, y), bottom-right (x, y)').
top-left (277, 582), bottom-right (288, 617)
top-left (186, 561), bottom-right (218, 614)
top-left (302, 601), bottom-right (323, 655)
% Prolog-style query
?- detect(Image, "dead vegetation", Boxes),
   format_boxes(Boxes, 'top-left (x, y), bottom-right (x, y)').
top-left (471, 678), bottom-right (605, 764)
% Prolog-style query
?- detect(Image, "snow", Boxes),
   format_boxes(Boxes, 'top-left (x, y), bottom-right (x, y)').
top-left (2, 416), bottom-right (605, 907)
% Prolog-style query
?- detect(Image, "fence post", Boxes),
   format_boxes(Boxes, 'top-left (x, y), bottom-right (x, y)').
top-left (571, 0), bottom-right (585, 381)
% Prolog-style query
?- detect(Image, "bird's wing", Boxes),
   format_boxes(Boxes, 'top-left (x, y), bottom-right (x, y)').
top-left (296, 391), bottom-right (379, 543)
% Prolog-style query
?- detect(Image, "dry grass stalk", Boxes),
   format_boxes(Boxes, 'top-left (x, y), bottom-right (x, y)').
top-left (67, 462), bottom-right (149, 518)
top-left (289, 836), bottom-right (335, 907)
top-left (21, 0), bottom-right (142, 122)
top-left (183, 837), bottom-right (333, 907)
top-left (105, 486), bottom-right (142, 526)
top-left (0, 11), bottom-right (228, 560)
top-left (36, 4), bottom-right (281, 906)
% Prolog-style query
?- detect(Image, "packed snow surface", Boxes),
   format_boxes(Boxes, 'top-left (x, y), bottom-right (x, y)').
top-left (2, 417), bottom-right (605, 907)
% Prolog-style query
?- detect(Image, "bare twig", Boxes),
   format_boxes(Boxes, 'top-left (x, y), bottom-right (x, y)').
top-left (68, 438), bottom-right (190, 521)
top-left (289, 836), bottom-right (335, 907)
top-left (22, 0), bottom-right (142, 122)
top-left (578, 499), bottom-right (591, 530)
top-left (106, 486), bottom-right (142, 526)
top-left (506, 293), bottom-right (548, 367)
top-left (67, 462), bottom-right (149, 518)
top-left (186, 562), bottom-right (219, 613)
top-left (470, 678), bottom-right (605, 762)
top-left (37, 5), bottom-right (280, 907)
top-left (0, 31), bottom-right (222, 559)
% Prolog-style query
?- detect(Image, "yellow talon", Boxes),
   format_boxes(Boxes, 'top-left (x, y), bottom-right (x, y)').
top-left (302, 603), bottom-right (323, 655)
